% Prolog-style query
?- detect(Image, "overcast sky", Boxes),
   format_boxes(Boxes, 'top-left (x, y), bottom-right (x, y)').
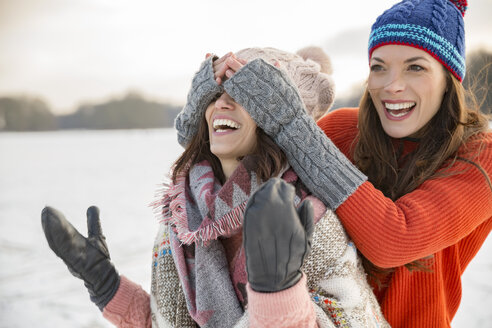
top-left (1, 0), bottom-right (491, 114)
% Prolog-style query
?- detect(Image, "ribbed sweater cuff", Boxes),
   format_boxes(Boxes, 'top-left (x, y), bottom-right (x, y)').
top-left (103, 275), bottom-right (141, 315)
top-left (247, 274), bottom-right (316, 325)
top-left (174, 56), bottom-right (222, 147)
top-left (224, 58), bottom-right (367, 209)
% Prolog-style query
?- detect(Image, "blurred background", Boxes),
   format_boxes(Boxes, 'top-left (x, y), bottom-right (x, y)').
top-left (0, 0), bottom-right (491, 327)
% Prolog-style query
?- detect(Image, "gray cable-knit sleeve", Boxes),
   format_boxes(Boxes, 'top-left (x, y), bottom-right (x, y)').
top-left (174, 56), bottom-right (223, 147)
top-left (223, 58), bottom-right (367, 209)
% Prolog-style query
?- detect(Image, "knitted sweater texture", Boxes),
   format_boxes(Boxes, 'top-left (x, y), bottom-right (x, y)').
top-left (103, 275), bottom-right (317, 328)
top-left (102, 193), bottom-right (388, 328)
top-left (317, 107), bottom-right (492, 328)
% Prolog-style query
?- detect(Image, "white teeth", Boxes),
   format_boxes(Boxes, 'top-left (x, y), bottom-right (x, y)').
top-left (213, 119), bottom-right (240, 130)
top-left (384, 102), bottom-right (416, 110)
top-left (388, 111), bottom-right (408, 117)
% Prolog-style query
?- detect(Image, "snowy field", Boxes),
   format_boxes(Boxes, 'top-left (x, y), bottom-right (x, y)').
top-left (0, 129), bottom-right (491, 327)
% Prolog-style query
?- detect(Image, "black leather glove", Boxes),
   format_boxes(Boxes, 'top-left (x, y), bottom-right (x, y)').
top-left (41, 206), bottom-right (120, 311)
top-left (243, 178), bottom-right (314, 292)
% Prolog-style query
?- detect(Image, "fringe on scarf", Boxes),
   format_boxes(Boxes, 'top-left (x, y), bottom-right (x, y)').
top-left (150, 172), bottom-right (247, 246)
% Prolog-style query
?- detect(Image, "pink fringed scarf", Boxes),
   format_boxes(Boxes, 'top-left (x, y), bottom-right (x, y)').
top-left (159, 156), bottom-right (308, 245)
top-left (153, 156), bottom-right (323, 327)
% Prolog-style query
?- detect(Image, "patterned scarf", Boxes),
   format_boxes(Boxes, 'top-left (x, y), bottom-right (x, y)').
top-left (156, 156), bottom-right (310, 327)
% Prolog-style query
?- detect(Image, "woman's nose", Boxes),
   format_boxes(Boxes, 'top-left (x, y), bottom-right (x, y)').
top-left (215, 93), bottom-right (235, 110)
top-left (383, 71), bottom-right (406, 94)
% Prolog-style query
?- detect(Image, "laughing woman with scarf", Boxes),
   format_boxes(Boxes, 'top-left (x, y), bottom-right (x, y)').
top-left (213, 1), bottom-right (492, 327)
top-left (41, 47), bottom-right (389, 327)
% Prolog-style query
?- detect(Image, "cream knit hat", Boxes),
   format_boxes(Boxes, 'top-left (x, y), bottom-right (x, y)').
top-left (235, 47), bottom-right (335, 121)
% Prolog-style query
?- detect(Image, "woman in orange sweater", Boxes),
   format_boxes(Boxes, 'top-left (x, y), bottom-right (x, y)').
top-left (212, 0), bottom-right (491, 326)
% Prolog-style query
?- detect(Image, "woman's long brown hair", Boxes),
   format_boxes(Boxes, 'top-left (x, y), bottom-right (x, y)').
top-left (172, 110), bottom-right (287, 185)
top-left (353, 70), bottom-right (491, 284)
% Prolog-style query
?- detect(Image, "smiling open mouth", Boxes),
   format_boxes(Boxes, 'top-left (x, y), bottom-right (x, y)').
top-left (213, 119), bottom-right (240, 132)
top-left (385, 102), bottom-right (416, 118)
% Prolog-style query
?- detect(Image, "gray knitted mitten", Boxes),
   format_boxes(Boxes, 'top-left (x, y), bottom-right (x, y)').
top-left (174, 56), bottom-right (223, 147)
top-left (223, 58), bottom-right (367, 209)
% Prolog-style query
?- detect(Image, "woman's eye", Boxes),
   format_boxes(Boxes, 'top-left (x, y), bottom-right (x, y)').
top-left (370, 64), bottom-right (384, 72)
top-left (409, 64), bottom-right (424, 72)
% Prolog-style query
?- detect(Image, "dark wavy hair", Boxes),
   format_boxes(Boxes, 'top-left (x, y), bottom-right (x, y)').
top-left (354, 70), bottom-right (491, 285)
top-left (172, 110), bottom-right (287, 185)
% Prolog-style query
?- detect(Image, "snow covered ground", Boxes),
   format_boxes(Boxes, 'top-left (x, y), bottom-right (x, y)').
top-left (0, 129), bottom-right (491, 327)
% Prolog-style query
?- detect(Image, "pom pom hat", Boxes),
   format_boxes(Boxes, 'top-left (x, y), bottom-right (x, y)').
top-left (235, 47), bottom-right (335, 121)
top-left (368, 0), bottom-right (468, 81)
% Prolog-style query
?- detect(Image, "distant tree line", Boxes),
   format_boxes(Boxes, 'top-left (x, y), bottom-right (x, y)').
top-left (0, 92), bottom-right (181, 132)
top-left (0, 97), bottom-right (57, 131)
top-left (57, 92), bottom-right (181, 130)
top-left (332, 49), bottom-right (492, 114)
top-left (1, 49), bottom-right (490, 132)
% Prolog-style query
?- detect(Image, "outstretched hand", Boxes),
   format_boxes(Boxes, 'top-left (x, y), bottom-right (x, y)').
top-left (41, 206), bottom-right (120, 311)
top-left (243, 178), bottom-right (314, 292)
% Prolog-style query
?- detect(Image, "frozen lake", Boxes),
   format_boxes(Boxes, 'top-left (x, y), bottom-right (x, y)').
top-left (0, 129), bottom-right (491, 327)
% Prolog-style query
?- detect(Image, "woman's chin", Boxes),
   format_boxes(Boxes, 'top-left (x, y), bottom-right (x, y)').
top-left (382, 125), bottom-right (416, 139)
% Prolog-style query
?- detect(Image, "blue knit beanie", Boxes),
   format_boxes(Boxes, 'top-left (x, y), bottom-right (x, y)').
top-left (369, 0), bottom-right (467, 82)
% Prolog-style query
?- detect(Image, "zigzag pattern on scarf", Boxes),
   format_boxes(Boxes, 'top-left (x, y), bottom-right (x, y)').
top-left (156, 160), bottom-right (264, 245)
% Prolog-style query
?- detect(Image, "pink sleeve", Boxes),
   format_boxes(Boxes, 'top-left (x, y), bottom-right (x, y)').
top-left (102, 275), bottom-right (152, 328)
top-left (247, 274), bottom-right (318, 328)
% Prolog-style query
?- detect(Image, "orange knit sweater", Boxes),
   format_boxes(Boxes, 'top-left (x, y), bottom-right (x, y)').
top-left (317, 108), bottom-right (492, 327)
